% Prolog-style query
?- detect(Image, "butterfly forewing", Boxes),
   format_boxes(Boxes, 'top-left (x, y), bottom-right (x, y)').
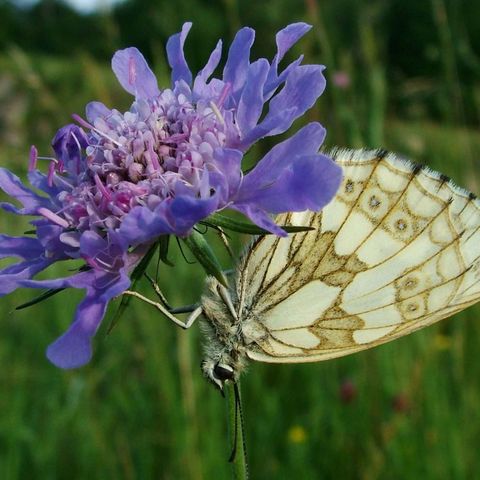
top-left (235, 149), bottom-right (480, 363)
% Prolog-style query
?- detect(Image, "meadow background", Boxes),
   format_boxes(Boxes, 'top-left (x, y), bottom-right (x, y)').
top-left (1, 0), bottom-right (480, 478)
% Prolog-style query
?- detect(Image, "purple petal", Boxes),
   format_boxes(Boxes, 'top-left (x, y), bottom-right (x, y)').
top-left (211, 148), bottom-right (242, 200)
top-left (52, 124), bottom-right (88, 176)
top-left (46, 311), bottom-right (98, 369)
top-left (119, 203), bottom-right (175, 245)
top-left (264, 23), bottom-right (311, 100)
top-left (36, 223), bottom-right (67, 254)
top-left (86, 101), bottom-right (111, 123)
top-left (27, 171), bottom-right (62, 198)
top-left (21, 270), bottom-right (93, 291)
top-left (266, 65), bottom-right (326, 129)
top-left (79, 230), bottom-right (108, 259)
top-left (169, 193), bottom-right (220, 234)
top-left (0, 235), bottom-right (44, 259)
top-left (230, 204), bottom-right (287, 237)
top-left (223, 27), bottom-right (255, 102)
top-left (166, 22), bottom-right (193, 86)
top-left (112, 47), bottom-right (160, 100)
top-left (235, 154), bottom-right (342, 214)
top-left (0, 258), bottom-right (53, 295)
top-left (264, 55), bottom-right (303, 100)
top-left (242, 65), bottom-right (326, 147)
top-left (275, 23), bottom-right (311, 64)
top-left (0, 168), bottom-right (53, 215)
top-left (119, 190), bottom-right (220, 244)
top-left (46, 272), bottom-right (130, 369)
top-left (193, 40), bottom-right (222, 98)
top-left (240, 122), bottom-right (326, 189)
top-left (236, 59), bottom-right (269, 134)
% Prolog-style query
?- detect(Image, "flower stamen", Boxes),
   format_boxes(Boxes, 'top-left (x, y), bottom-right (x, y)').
top-left (217, 83), bottom-right (231, 108)
top-left (29, 146), bottom-right (38, 171)
top-left (72, 113), bottom-right (124, 148)
top-left (37, 207), bottom-right (70, 228)
top-left (128, 56), bottom-right (137, 86)
top-left (209, 101), bottom-right (225, 126)
top-left (47, 160), bottom-right (56, 186)
top-left (94, 173), bottom-right (112, 201)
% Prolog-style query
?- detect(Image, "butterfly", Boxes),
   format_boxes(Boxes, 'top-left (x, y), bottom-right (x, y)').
top-left (199, 148), bottom-right (480, 389)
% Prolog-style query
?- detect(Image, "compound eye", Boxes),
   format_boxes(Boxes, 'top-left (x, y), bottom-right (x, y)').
top-left (213, 363), bottom-right (234, 381)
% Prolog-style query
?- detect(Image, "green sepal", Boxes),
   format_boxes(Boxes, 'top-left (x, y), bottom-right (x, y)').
top-left (158, 235), bottom-right (174, 266)
top-left (107, 242), bottom-right (159, 333)
top-left (201, 212), bottom-right (314, 235)
top-left (182, 230), bottom-right (228, 287)
top-left (15, 288), bottom-right (65, 310)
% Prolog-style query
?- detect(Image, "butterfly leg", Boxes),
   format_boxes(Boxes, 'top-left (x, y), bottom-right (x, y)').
top-left (144, 272), bottom-right (172, 309)
top-left (122, 290), bottom-right (201, 329)
top-left (184, 305), bottom-right (203, 328)
top-left (143, 272), bottom-right (203, 327)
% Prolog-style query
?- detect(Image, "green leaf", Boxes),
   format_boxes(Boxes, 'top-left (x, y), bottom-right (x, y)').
top-left (107, 242), bottom-right (159, 333)
top-left (15, 288), bottom-right (65, 310)
top-left (201, 213), bottom-right (314, 235)
top-left (182, 230), bottom-right (228, 287)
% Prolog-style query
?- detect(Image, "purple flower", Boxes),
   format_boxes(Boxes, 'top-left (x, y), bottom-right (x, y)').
top-left (0, 22), bottom-right (342, 368)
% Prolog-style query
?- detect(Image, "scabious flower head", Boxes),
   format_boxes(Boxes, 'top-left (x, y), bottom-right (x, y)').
top-left (0, 22), bottom-right (342, 368)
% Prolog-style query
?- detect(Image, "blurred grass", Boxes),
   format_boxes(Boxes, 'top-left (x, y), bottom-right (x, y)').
top-left (1, 0), bottom-right (480, 479)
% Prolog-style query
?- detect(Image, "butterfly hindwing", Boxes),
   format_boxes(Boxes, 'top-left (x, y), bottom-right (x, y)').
top-left (235, 149), bottom-right (480, 363)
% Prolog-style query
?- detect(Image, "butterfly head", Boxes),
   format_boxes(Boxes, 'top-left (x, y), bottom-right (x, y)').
top-left (202, 359), bottom-right (236, 391)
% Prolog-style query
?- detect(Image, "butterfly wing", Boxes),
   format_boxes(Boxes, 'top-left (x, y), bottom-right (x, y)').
top-left (235, 149), bottom-right (480, 363)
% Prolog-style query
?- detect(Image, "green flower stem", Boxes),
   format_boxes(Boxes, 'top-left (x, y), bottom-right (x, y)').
top-left (226, 381), bottom-right (248, 480)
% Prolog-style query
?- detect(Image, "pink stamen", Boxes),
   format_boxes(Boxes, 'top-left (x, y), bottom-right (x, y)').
top-left (28, 145), bottom-right (38, 171)
top-left (79, 123), bottom-right (123, 148)
top-left (47, 161), bottom-right (56, 187)
top-left (129, 56), bottom-right (137, 86)
top-left (84, 256), bottom-right (100, 269)
top-left (37, 207), bottom-right (70, 228)
top-left (147, 141), bottom-right (160, 170)
top-left (128, 57), bottom-right (137, 85)
top-left (72, 113), bottom-right (94, 130)
top-left (94, 174), bottom-right (112, 200)
top-left (93, 128), bottom-right (123, 148)
top-left (217, 82), bottom-right (232, 108)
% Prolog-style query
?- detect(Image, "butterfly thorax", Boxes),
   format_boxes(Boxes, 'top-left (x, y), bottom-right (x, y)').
top-left (200, 276), bottom-right (262, 389)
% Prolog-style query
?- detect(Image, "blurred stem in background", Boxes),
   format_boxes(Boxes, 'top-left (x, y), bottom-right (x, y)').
top-left (177, 330), bottom-right (203, 480)
top-left (431, 0), bottom-right (462, 124)
top-left (226, 382), bottom-right (248, 480)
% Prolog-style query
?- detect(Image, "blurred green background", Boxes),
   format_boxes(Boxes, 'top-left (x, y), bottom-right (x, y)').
top-left (1, 0), bottom-right (480, 478)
